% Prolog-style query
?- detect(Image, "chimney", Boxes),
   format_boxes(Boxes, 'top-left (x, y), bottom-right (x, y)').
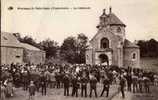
top-left (103, 9), bottom-right (106, 14)
top-left (109, 6), bottom-right (112, 14)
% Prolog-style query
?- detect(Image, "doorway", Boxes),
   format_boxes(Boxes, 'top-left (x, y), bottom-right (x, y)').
top-left (99, 54), bottom-right (109, 65)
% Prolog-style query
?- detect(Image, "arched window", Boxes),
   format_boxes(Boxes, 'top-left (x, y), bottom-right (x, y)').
top-left (101, 38), bottom-right (109, 49)
top-left (132, 53), bottom-right (136, 60)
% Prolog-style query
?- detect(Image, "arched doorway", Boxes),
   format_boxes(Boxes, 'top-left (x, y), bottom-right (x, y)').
top-left (100, 38), bottom-right (109, 49)
top-left (99, 54), bottom-right (109, 65)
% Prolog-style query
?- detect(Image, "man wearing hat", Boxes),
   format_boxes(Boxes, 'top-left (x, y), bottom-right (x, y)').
top-left (89, 75), bottom-right (98, 98)
top-left (80, 72), bottom-right (88, 97)
top-left (63, 73), bottom-right (70, 96)
top-left (100, 75), bottom-right (110, 97)
top-left (71, 74), bottom-right (79, 97)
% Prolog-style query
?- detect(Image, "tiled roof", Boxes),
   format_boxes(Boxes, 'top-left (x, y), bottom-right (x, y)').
top-left (100, 13), bottom-right (126, 26)
top-left (124, 39), bottom-right (139, 48)
top-left (1, 32), bottom-right (44, 52)
top-left (108, 13), bottom-right (125, 26)
top-left (1, 32), bottom-right (22, 48)
top-left (20, 43), bottom-right (41, 51)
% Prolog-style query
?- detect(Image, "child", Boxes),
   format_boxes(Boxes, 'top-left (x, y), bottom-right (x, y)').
top-left (1, 82), bottom-right (6, 100)
top-left (28, 81), bottom-right (36, 100)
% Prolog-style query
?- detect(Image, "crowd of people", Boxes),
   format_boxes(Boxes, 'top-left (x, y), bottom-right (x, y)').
top-left (1, 63), bottom-right (158, 100)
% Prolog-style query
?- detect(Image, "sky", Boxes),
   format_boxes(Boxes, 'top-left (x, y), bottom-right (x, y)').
top-left (2, 0), bottom-right (158, 45)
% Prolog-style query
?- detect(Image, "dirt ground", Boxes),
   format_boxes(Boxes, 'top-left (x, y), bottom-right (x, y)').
top-left (6, 84), bottom-right (119, 100)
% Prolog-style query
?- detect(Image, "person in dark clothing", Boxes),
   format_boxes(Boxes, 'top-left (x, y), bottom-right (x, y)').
top-left (34, 73), bottom-right (40, 92)
top-left (138, 76), bottom-right (143, 93)
top-left (89, 75), bottom-right (98, 98)
top-left (100, 76), bottom-right (110, 97)
top-left (55, 72), bottom-right (61, 88)
top-left (71, 75), bottom-right (79, 97)
top-left (23, 69), bottom-right (29, 91)
top-left (119, 75), bottom-right (126, 98)
top-left (126, 72), bottom-right (132, 91)
top-left (63, 74), bottom-right (70, 96)
top-left (132, 74), bottom-right (138, 93)
top-left (40, 73), bottom-right (47, 96)
top-left (107, 71), bottom-right (113, 84)
top-left (143, 76), bottom-right (150, 93)
top-left (80, 74), bottom-right (88, 97)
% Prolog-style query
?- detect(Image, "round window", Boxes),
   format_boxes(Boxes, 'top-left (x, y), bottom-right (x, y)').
top-left (117, 27), bottom-right (121, 33)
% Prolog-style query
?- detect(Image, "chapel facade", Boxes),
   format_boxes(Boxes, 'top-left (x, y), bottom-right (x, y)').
top-left (86, 8), bottom-right (140, 68)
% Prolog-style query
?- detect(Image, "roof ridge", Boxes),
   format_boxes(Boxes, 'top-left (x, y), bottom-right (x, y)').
top-left (20, 42), bottom-right (41, 51)
top-left (108, 13), bottom-right (126, 26)
top-left (1, 32), bottom-right (23, 48)
top-left (124, 39), bottom-right (139, 48)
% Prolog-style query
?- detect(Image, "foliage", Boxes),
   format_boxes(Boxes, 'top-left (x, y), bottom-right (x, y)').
top-left (13, 33), bottom-right (59, 59)
top-left (60, 36), bottom-right (77, 64)
top-left (137, 39), bottom-right (158, 57)
top-left (39, 39), bottom-right (59, 59)
top-left (13, 33), bottom-right (39, 48)
top-left (60, 33), bottom-right (88, 64)
top-left (76, 33), bottom-right (88, 63)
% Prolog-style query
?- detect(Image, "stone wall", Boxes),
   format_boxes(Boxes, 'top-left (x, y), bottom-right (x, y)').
top-left (85, 49), bottom-right (93, 65)
top-left (123, 47), bottom-right (140, 68)
top-left (23, 49), bottom-right (45, 64)
top-left (90, 27), bottom-right (124, 66)
top-left (1, 46), bottom-right (23, 64)
top-left (94, 51), bottom-right (112, 65)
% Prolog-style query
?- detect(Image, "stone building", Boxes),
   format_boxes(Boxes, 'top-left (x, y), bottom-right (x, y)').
top-left (86, 8), bottom-right (140, 68)
top-left (1, 32), bottom-right (23, 64)
top-left (20, 43), bottom-right (45, 64)
top-left (1, 32), bottom-right (46, 65)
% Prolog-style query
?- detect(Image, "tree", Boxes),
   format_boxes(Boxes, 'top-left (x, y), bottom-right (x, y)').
top-left (137, 38), bottom-right (158, 57)
top-left (39, 39), bottom-right (59, 59)
top-left (13, 33), bottom-right (23, 42)
top-left (13, 33), bottom-right (59, 59)
top-left (60, 34), bottom-right (88, 64)
top-left (60, 36), bottom-right (77, 64)
top-left (76, 33), bottom-right (88, 63)
top-left (137, 40), bottom-right (147, 57)
top-left (147, 39), bottom-right (158, 57)
top-left (22, 36), bottom-right (37, 46)
top-left (13, 33), bottom-right (40, 48)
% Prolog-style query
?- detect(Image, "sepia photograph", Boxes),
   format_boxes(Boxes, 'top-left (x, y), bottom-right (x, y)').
top-left (1, 0), bottom-right (158, 100)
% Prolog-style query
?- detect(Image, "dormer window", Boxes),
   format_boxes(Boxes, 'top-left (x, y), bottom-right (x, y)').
top-left (101, 38), bottom-right (109, 49)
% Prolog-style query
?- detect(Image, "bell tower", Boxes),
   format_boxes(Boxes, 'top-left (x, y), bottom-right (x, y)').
top-left (97, 9), bottom-right (108, 29)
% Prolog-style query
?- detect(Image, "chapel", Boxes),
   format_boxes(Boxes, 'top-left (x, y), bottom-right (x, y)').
top-left (86, 7), bottom-right (140, 68)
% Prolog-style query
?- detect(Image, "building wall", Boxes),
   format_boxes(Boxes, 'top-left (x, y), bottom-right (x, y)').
top-left (123, 47), bottom-right (140, 68)
top-left (23, 49), bottom-right (45, 64)
top-left (94, 51), bottom-right (112, 65)
top-left (90, 27), bottom-right (124, 66)
top-left (1, 46), bottom-right (23, 64)
top-left (85, 49), bottom-right (93, 65)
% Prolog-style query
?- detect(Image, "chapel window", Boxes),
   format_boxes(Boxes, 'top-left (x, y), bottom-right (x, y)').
top-left (101, 38), bottom-right (109, 49)
top-left (132, 53), bottom-right (136, 60)
top-left (117, 27), bottom-right (121, 33)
